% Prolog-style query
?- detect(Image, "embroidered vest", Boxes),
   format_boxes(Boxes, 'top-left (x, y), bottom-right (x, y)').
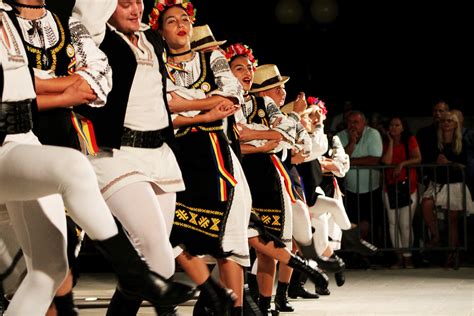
top-left (23, 13), bottom-right (76, 76)
top-left (246, 95), bottom-right (270, 127)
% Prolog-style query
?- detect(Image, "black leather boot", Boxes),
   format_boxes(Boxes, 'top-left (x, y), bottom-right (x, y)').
top-left (287, 255), bottom-right (329, 290)
top-left (258, 295), bottom-right (272, 315)
top-left (288, 270), bottom-right (319, 299)
top-left (335, 270), bottom-right (346, 287)
top-left (106, 290), bottom-right (141, 316)
top-left (274, 282), bottom-right (294, 312)
top-left (154, 304), bottom-right (178, 316)
top-left (192, 276), bottom-right (236, 316)
top-left (243, 284), bottom-right (263, 316)
top-left (247, 273), bottom-right (259, 304)
top-left (315, 254), bottom-right (345, 273)
top-left (315, 286), bottom-right (331, 296)
top-left (342, 227), bottom-right (377, 256)
top-left (53, 291), bottom-right (79, 316)
top-left (93, 228), bottom-right (195, 307)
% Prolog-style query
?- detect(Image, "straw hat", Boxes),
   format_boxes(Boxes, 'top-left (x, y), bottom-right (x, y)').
top-left (250, 64), bottom-right (290, 93)
top-left (191, 25), bottom-right (227, 51)
top-left (281, 101), bottom-right (313, 115)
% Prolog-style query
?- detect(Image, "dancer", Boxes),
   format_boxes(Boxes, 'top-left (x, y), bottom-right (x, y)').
top-left (152, 2), bottom-right (253, 314)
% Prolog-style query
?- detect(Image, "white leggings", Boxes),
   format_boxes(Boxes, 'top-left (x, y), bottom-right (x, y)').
top-left (1, 138), bottom-right (118, 315)
top-left (106, 182), bottom-right (176, 278)
top-left (310, 195), bottom-right (351, 256)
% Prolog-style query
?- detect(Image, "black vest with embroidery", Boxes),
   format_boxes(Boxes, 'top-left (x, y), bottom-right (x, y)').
top-left (172, 51), bottom-right (222, 133)
top-left (17, 12), bottom-right (79, 148)
top-left (245, 95), bottom-right (270, 127)
top-left (76, 27), bottom-right (174, 149)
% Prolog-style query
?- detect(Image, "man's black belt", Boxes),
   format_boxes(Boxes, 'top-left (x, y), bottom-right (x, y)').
top-left (0, 100), bottom-right (33, 139)
top-left (121, 127), bottom-right (165, 148)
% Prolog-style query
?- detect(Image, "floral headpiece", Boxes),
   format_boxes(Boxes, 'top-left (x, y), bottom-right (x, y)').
top-left (149, 0), bottom-right (196, 31)
top-left (307, 96), bottom-right (327, 115)
top-left (224, 43), bottom-right (258, 70)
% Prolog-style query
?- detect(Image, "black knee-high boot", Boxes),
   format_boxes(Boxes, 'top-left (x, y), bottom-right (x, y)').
top-left (287, 255), bottom-right (329, 290)
top-left (288, 269), bottom-right (319, 299)
top-left (93, 226), bottom-right (195, 307)
top-left (53, 291), bottom-right (79, 316)
top-left (258, 295), bottom-right (271, 315)
top-left (106, 290), bottom-right (141, 316)
top-left (274, 281), bottom-right (293, 312)
top-left (192, 276), bottom-right (236, 316)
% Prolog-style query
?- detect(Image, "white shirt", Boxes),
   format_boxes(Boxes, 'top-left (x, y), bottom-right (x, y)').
top-left (107, 24), bottom-right (169, 131)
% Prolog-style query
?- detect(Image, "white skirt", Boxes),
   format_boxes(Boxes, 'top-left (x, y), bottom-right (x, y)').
top-left (89, 144), bottom-right (185, 200)
top-left (423, 181), bottom-right (474, 214)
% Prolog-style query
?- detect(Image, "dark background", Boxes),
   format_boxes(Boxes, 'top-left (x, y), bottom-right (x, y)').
top-left (191, 0), bottom-right (473, 117)
top-left (49, 0), bottom-right (473, 117)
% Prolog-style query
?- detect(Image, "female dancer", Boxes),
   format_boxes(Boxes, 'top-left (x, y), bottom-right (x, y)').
top-left (153, 1), bottom-right (249, 315)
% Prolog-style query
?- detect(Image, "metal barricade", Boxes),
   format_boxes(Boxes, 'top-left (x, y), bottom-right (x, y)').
top-left (339, 163), bottom-right (470, 269)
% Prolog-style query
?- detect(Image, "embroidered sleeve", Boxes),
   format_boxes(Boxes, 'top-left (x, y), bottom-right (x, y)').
top-left (263, 96), bottom-right (296, 144)
top-left (295, 122), bottom-right (312, 154)
top-left (69, 17), bottom-right (112, 107)
top-left (209, 49), bottom-right (244, 104)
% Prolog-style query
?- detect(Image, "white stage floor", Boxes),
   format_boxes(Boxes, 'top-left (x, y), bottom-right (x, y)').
top-left (75, 268), bottom-right (474, 315)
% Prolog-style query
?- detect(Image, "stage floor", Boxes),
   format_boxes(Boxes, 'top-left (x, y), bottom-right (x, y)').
top-left (75, 268), bottom-right (474, 315)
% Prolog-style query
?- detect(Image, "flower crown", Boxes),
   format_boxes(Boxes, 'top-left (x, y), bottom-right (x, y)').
top-left (149, 0), bottom-right (196, 30)
top-left (307, 96), bottom-right (327, 115)
top-left (224, 43), bottom-right (258, 69)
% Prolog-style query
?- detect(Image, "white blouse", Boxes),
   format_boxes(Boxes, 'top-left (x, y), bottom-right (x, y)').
top-left (0, 7), bottom-right (36, 102)
top-left (15, 11), bottom-right (111, 107)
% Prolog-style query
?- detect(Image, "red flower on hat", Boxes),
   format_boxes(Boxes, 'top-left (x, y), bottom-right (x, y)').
top-left (307, 96), bottom-right (327, 115)
top-left (224, 43), bottom-right (258, 70)
top-left (165, 0), bottom-right (175, 5)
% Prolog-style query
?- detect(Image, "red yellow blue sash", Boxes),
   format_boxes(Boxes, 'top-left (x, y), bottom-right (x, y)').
top-left (209, 132), bottom-right (237, 201)
top-left (270, 154), bottom-right (297, 203)
top-left (70, 112), bottom-right (99, 156)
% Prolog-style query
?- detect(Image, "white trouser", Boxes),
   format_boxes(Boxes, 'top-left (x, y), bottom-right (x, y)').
top-left (309, 191), bottom-right (351, 256)
top-left (292, 199), bottom-right (312, 245)
top-left (106, 182), bottom-right (176, 278)
top-left (1, 133), bottom-right (118, 315)
top-left (384, 191), bottom-right (417, 254)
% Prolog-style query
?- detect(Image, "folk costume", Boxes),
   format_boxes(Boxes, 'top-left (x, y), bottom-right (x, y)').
top-left (239, 94), bottom-right (296, 247)
top-left (166, 48), bottom-right (251, 265)
top-left (10, 6), bottom-right (111, 150)
top-left (76, 19), bottom-right (185, 280)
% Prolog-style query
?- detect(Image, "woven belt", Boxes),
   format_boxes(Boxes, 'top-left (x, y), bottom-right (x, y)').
top-left (0, 100), bottom-right (33, 135)
top-left (121, 127), bottom-right (165, 148)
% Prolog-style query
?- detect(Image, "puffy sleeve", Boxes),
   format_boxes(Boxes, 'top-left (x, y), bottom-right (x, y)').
top-left (68, 17), bottom-right (112, 107)
top-left (209, 49), bottom-right (244, 104)
top-left (330, 135), bottom-right (350, 177)
top-left (263, 96), bottom-right (296, 144)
